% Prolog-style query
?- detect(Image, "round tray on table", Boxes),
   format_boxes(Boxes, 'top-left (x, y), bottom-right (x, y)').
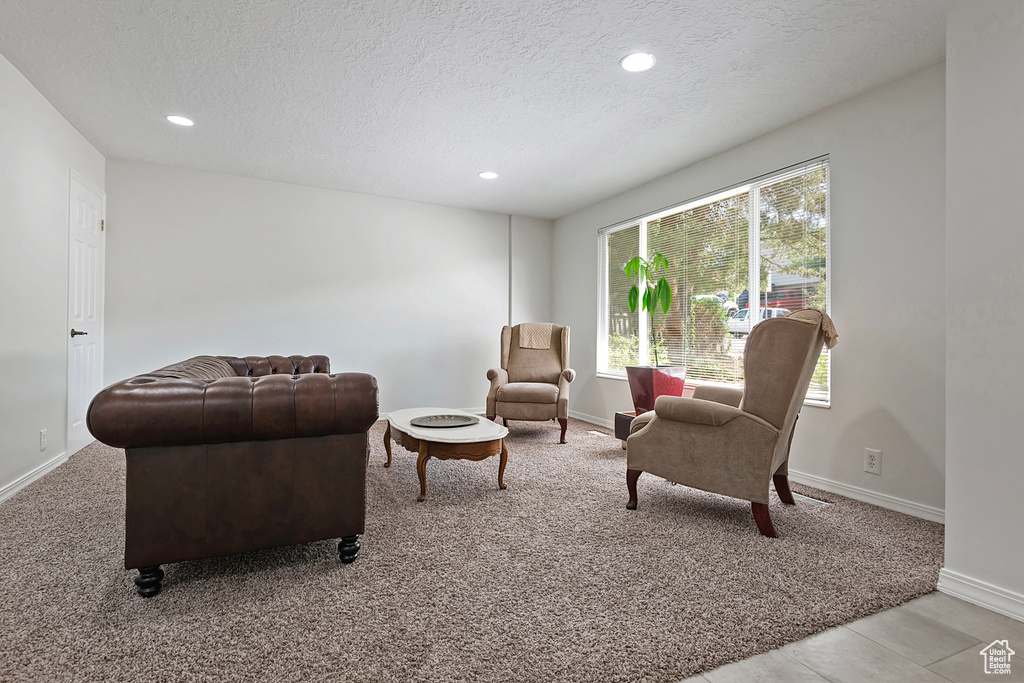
top-left (409, 414), bottom-right (480, 429)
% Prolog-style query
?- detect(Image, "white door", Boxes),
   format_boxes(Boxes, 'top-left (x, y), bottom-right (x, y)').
top-left (67, 173), bottom-right (104, 456)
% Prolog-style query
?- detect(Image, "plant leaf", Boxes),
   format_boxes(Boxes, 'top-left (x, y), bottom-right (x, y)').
top-left (641, 288), bottom-right (652, 312)
top-left (623, 257), bottom-right (640, 280)
top-left (657, 278), bottom-right (672, 313)
top-left (652, 252), bottom-right (669, 273)
top-left (651, 280), bottom-right (664, 313)
top-left (627, 286), bottom-right (639, 312)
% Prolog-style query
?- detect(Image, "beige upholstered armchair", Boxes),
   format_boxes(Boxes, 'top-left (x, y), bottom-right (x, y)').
top-left (487, 323), bottom-right (575, 443)
top-left (625, 309), bottom-right (838, 537)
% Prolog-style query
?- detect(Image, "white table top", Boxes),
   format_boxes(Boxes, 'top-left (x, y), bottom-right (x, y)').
top-left (387, 407), bottom-right (508, 443)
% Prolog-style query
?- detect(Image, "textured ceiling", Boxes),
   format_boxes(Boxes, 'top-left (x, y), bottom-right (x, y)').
top-left (0, 0), bottom-right (945, 219)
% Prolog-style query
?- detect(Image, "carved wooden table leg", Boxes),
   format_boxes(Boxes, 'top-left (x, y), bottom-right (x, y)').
top-left (383, 422), bottom-right (392, 467)
top-left (416, 441), bottom-right (430, 502)
top-left (498, 438), bottom-right (508, 490)
top-left (388, 417), bottom-right (508, 502)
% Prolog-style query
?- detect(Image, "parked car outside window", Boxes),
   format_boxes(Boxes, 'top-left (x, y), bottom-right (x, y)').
top-left (727, 307), bottom-right (791, 336)
top-left (693, 293), bottom-right (738, 315)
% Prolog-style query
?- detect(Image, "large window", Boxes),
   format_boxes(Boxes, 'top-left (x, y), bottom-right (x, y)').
top-left (598, 158), bottom-right (831, 404)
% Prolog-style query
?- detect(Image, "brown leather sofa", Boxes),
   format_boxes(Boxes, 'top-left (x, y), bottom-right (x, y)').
top-left (87, 355), bottom-right (378, 597)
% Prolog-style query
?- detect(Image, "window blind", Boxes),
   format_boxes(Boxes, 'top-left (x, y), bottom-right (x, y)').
top-left (756, 161), bottom-right (830, 401)
top-left (647, 191), bottom-right (749, 384)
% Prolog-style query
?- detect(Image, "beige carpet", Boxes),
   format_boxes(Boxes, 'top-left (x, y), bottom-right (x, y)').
top-left (0, 418), bottom-right (943, 682)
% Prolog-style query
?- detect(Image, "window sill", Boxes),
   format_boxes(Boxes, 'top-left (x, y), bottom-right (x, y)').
top-left (803, 397), bottom-right (831, 409)
top-left (595, 370), bottom-right (830, 409)
top-left (597, 372), bottom-right (628, 381)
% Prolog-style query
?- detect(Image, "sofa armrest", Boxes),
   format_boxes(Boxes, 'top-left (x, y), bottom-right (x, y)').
top-left (691, 384), bottom-right (743, 407)
top-left (88, 372), bottom-right (379, 448)
top-left (653, 395), bottom-right (777, 433)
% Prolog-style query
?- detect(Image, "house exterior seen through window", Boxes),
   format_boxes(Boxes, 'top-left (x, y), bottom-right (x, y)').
top-left (598, 157), bottom-right (831, 405)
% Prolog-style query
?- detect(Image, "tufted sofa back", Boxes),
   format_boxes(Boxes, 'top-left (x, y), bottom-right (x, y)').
top-left (87, 355), bottom-right (376, 449)
top-left (220, 355), bottom-right (332, 377)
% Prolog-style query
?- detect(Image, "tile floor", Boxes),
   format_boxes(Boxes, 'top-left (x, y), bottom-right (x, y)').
top-left (683, 592), bottom-right (1024, 683)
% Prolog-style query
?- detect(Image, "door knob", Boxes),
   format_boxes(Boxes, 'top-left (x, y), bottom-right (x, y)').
top-left (70, 329), bottom-right (88, 337)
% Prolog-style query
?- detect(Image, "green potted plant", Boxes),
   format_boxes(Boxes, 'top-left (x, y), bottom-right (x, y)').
top-left (622, 253), bottom-right (687, 415)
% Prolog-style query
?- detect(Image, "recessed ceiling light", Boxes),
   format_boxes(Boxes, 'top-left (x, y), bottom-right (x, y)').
top-left (620, 53), bottom-right (656, 72)
top-left (165, 115), bottom-right (194, 126)
top-left (479, 171), bottom-right (498, 180)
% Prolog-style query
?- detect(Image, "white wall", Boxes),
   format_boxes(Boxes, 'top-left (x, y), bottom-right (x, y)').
top-left (941, 1), bottom-right (1024, 619)
top-left (0, 53), bottom-right (105, 498)
top-left (510, 215), bottom-right (553, 326)
top-left (104, 160), bottom-right (552, 413)
top-left (553, 64), bottom-right (946, 519)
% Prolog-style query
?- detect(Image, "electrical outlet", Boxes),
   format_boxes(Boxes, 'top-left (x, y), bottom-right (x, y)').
top-left (39, 429), bottom-right (47, 451)
top-left (864, 447), bottom-right (881, 475)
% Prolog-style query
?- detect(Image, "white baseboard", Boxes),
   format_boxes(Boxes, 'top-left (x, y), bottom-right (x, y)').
top-left (938, 568), bottom-right (1024, 623)
top-left (568, 410), bottom-right (612, 429)
top-left (0, 451), bottom-right (69, 505)
top-left (788, 469), bottom-right (945, 524)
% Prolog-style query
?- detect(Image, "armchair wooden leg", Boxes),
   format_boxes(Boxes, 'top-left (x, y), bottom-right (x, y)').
top-left (557, 418), bottom-right (567, 444)
top-left (751, 503), bottom-right (778, 538)
top-left (626, 469), bottom-right (642, 509)
top-left (773, 474), bottom-right (796, 505)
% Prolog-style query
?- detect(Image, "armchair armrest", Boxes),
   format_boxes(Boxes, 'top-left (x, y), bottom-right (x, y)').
top-left (486, 367), bottom-right (508, 386)
top-left (654, 395), bottom-right (777, 433)
top-left (556, 368), bottom-right (575, 420)
top-left (485, 368), bottom-right (508, 418)
top-left (691, 384), bottom-right (743, 408)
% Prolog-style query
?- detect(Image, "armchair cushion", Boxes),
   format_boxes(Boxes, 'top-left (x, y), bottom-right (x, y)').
top-left (496, 382), bottom-right (558, 404)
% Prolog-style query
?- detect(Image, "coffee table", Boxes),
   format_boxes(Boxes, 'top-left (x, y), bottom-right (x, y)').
top-left (384, 407), bottom-right (510, 502)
